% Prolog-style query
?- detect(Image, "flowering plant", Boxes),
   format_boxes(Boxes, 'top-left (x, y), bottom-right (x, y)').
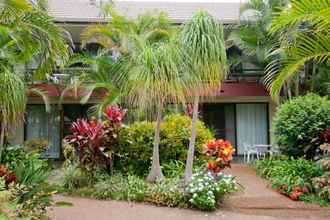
top-left (205, 139), bottom-right (235, 173)
top-left (186, 171), bottom-right (237, 211)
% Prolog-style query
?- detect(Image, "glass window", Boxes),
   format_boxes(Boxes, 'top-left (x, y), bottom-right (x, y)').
top-left (26, 105), bottom-right (60, 158)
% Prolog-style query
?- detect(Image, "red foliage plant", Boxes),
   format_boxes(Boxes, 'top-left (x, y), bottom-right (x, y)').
top-left (320, 127), bottom-right (330, 143)
top-left (0, 165), bottom-right (16, 187)
top-left (204, 139), bottom-right (235, 173)
top-left (104, 106), bottom-right (127, 124)
top-left (65, 106), bottom-right (127, 171)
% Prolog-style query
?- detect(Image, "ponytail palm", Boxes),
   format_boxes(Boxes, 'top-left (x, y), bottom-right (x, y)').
top-left (122, 37), bottom-right (187, 182)
top-left (181, 11), bottom-right (227, 184)
top-left (0, 68), bottom-right (26, 156)
top-left (265, 0), bottom-right (330, 101)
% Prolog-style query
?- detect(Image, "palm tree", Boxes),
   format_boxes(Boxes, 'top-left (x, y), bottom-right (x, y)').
top-left (181, 11), bottom-right (227, 185)
top-left (265, 0), bottom-right (330, 101)
top-left (60, 51), bottom-right (123, 117)
top-left (81, 6), bottom-right (185, 182)
top-left (227, 0), bottom-right (282, 70)
top-left (0, 0), bottom-right (70, 155)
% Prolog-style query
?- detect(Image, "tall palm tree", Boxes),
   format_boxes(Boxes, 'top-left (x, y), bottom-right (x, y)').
top-left (0, 0), bottom-right (70, 155)
top-left (81, 6), bottom-right (185, 182)
top-left (265, 0), bottom-right (330, 101)
top-left (181, 11), bottom-right (227, 185)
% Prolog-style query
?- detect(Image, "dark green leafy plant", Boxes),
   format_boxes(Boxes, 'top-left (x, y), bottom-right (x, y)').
top-left (273, 94), bottom-right (330, 157)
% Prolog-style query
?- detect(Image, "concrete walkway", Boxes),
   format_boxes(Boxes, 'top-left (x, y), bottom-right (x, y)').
top-left (49, 164), bottom-right (330, 220)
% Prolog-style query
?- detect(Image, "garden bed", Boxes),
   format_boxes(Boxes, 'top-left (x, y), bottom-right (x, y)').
top-left (254, 156), bottom-right (330, 206)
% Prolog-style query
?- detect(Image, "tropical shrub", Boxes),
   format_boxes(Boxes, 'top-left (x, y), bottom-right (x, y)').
top-left (0, 147), bottom-right (54, 219)
top-left (255, 157), bottom-right (323, 201)
top-left (59, 165), bottom-right (94, 192)
top-left (185, 171), bottom-right (237, 211)
top-left (273, 94), bottom-right (330, 157)
top-left (1, 145), bottom-right (42, 170)
top-left (311, 156), bottom-right (330, 202)
top-left (117, 114), bottom-right (214, 176)
top-left (161, 114), bottom-right (214, 160)
top-left (65, 106), bottom-right (126, 172)
top-left (312, 173), bottom-right (330, 202)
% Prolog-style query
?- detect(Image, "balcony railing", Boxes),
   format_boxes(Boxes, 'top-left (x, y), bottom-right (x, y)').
top-left (26, 67), bottom-right (90, 84)
top-left (26, 67), bottom-right (265, 85)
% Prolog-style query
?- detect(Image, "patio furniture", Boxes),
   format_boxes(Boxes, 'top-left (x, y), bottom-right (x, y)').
top-left (269, 145), bottom-right (281, 156)
top-left (253, 144), bottom-right (272, 159)
top-left (243, 142), bottom-right (259, 163)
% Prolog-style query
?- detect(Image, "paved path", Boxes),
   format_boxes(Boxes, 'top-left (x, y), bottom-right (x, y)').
top-left (49, 164), bottom-right (330, 220)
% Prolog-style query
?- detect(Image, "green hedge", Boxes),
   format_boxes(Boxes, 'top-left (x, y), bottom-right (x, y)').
top-left (273, 94), bottom-right (330, 157)
top-left (115, 114), bottom-right (214, 176)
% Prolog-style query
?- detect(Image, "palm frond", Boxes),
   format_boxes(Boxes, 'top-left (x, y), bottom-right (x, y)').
top-left (267, 32), bottom-right (330, 101)
top-left (28, 87), bottom-right (50, 112)
top-left (269, 0), bottom-right (330, 34)
top-left (0, 68), bottom-right (26, 126)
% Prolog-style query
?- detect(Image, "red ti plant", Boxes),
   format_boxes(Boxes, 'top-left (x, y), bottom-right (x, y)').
top-left (104, 106), bottom-right (126, 125)
top-left (65, 118), bottom-right (104, 171)
top-left (0, 165), bottom-right (16, 187)
top-left (101, 106), bottom-right (126, 171)
top-left (65, 106), bottom-right (127, 172)
top-left (204, 139), bottom-right (235, 174)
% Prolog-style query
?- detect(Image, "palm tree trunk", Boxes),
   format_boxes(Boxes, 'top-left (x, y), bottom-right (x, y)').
top-left (0, 120), bottom-right (6, 160)
top-left (295, 75), bottom-right (299, 97)
top-left (287, 82), bottom-right (292, 100)
top-left (184, 95), bottom-right (199, 185)
top-left (147, 104), bottom-right (165, 183)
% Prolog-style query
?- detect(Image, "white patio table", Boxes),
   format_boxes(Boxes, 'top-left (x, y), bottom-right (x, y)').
top-left (253, 144), bottom-right (272, 159)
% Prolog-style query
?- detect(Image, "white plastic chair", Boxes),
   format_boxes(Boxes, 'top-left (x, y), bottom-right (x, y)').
top-left (269, 145), bottom-right (281, 156)
top-left (243, 142), bottom-right (259, 163)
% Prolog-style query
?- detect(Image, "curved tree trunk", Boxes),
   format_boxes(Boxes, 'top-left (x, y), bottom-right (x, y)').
top-left (184, 95), bottom-right (199, 185)
top-left (147, 104), bottom-right (165, 183)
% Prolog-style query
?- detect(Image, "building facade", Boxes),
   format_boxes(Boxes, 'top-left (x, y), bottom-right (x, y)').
top-left (9, 0), bottom-right (277, 158)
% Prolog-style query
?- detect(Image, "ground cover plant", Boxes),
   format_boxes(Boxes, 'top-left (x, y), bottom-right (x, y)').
top-left (254, 156), bottom-right (329, 205)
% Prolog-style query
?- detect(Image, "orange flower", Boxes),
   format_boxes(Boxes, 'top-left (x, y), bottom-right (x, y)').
top-left (206, 140), bottom-right (217, 149)
top-left (205, 139), bottom-right (235, 173)
top-left (223, 145), bottom-right (234, 156)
